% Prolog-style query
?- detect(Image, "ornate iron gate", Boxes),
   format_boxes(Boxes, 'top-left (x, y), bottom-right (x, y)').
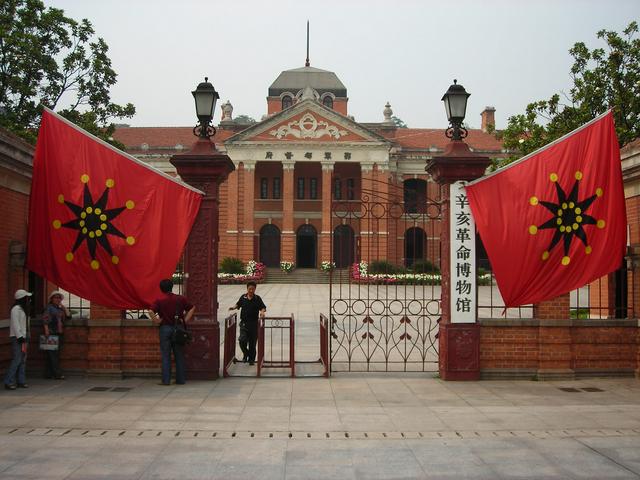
top-left (329, 177), bottom-right (442, 372)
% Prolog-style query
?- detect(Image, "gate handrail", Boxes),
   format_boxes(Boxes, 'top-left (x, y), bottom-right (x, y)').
top-left (223, 313), bottom-right (237, 377)
top-left (258, 314), bottom-right (295, 377)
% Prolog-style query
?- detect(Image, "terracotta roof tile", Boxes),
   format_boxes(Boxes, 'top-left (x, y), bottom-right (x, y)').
top-left (113, 127), bottom-right (236, 149)
top-left (389, 128), bottom-right (503, 152)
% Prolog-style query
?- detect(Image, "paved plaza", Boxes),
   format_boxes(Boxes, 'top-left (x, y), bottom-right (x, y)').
top-left (0, 284), bottom-right (637, 479)
top-left (0, 376), bottom-right (639, 479)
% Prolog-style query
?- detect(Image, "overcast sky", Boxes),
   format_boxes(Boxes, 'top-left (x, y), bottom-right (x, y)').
top-left (43, 0), bottom-right (639, 130)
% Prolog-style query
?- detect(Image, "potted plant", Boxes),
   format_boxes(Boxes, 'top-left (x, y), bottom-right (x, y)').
top-left (280, 261), bottom-right (294, 273)
top-left (321, 261), bottom-right (336, 273)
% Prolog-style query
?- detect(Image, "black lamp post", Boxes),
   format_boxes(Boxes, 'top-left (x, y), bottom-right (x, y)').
top-left (192, 77), bottom-right (220, 139)
top-left (442, 79), bottom-right (470, 141)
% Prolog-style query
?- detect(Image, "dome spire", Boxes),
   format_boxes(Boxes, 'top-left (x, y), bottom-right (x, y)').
top-left (305, 20), bottom-right (310, 67)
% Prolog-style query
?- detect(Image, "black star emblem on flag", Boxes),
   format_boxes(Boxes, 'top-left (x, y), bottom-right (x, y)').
top-left (528, 171), bottom-right (605, 266)
top-left (52, 175), bottom-right (136, 270)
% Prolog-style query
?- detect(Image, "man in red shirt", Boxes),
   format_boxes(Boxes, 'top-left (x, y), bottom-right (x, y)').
top-left (149, 279), bottom-right (195, 385)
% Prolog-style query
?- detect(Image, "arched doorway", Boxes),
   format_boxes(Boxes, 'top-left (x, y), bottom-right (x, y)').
top-left (296, 224), bottom-right (317, 268)
top-left (405, 227), bottom-right (426, 267)
top-left (259, 224), bottom-right (281, 268)
top-left (333, 225), bottom-right (354, 268)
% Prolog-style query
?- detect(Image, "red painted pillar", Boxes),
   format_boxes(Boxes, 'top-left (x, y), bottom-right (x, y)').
top-left (171, 139), bottom-right (234, 380)
top-left (427, 140), bottom-right (490, 380)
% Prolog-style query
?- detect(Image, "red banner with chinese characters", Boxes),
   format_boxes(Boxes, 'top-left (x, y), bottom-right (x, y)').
top-left (27, 109), bottom-right (202, 308)
top-left (466, 111), bottom-right (626, 307)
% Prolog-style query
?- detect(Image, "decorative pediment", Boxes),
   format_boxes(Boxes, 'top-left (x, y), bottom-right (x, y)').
top-left (224, 99), bottom-right (390, 145)
top-left (270, 112), bottom-right (348, 140)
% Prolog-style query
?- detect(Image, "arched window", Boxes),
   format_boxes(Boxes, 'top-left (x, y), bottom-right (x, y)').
top-left (282, 95), bottom-right (293, 110)
top-left (404, 179), bottom-right (427, 213)
top-left (322, 96), bottom-right (333, 109)
top-left (405, 227), bottom-right (426, 267)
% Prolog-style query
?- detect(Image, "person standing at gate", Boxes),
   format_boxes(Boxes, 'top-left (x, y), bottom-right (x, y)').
top-left (229, 281), bottom-right (266, 365)
top-left (42, 291), bottom-right (69, 380)
top-left (4, 289), bottom-right (32, 390)
top-left (148, 279), bottom-right (195, 385)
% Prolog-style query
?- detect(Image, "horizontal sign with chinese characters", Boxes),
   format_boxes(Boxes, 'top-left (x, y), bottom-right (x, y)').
top-left (450, 181), bottom-right (476, 323)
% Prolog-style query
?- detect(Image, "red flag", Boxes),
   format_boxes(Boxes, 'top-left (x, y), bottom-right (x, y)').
top-left (466, 111), bottom-right (626, 307)
top-left (27, 109), bottom-right (203, 309)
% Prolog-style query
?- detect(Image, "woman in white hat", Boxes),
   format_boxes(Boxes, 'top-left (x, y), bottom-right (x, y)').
top-left (4, 289), bottom-right (32, 390)
top-left (42, 291), bottom-right (69, 380)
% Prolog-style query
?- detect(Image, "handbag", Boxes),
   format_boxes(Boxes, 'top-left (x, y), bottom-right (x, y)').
top-left (170, 299), bottom-right (192, 345)
top-left (39, 334), bottom-right (59, 351)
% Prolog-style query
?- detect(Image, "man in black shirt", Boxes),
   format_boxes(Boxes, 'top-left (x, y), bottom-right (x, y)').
top-left (229, 281), bottom-right (266, 365)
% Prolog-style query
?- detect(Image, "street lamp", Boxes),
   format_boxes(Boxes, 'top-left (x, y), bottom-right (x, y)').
top-left (192, 77), bottom-right (220, 138)
top-left (441, 79), bottom-right (470, 141)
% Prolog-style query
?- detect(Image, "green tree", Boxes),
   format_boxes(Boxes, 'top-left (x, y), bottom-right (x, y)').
top-left (0, 0), bottom-right (135, 145)
top-left (233, 114), bottom-right (257, 125)
top-left (392, 115), bottom-right (408, 128)
top-left (499, 21), bottom-right (640, 168)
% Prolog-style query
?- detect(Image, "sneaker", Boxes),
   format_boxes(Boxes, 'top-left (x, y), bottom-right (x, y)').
top-left (17, 384), bottom-right (28, 388)
top-left (4, 384), bottom-right (16, 390)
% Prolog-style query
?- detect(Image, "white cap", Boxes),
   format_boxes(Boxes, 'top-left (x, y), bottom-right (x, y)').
top-left (14, 289), bottom-right (32, 300)
top-left (49, 290), bottom-right (64, 300)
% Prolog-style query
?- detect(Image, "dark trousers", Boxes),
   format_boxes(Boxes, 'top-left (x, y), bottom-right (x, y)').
top-left (4, 337), bottom-right (26, 386)
top-left (45, 335), bottom-right (63, 378)
top-left (238, 323), bottom-right (258, 362)
top-left (159, 325), bottom-right (185, 384)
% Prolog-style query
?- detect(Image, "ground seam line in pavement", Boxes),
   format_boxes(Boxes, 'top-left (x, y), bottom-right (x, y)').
top-left (2, 428), bottom-right (639, 440)
top-left (574, 437), bottom-right (640, 478)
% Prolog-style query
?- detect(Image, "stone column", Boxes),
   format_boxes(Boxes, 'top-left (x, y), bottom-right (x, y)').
top-left (282, 160), bottom-right (296, 263)
top-left (427, 140), bottom-right (490, 380)
top-left (241, 160), bottom-right (256, 261)
top-left (321, 161), bottom-right (334, 263)
top-left (375, 164), bottom-right (390, 261)
top-left (171, 138), bottom-right (234, 380)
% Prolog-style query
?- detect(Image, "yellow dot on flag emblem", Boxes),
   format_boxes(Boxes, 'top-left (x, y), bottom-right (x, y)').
top-left (550, 173), bottom-right (558, 182)
top-left (575, 171), bottom-right (583, 180)
top-left (542, 251), bottom-right (550, 261)
top-left (81, 174), bottom-right (89, 184)
top-left (126, 200), bottom-right (135, 210)
top-left (585, 246), bottom-right (592, 254)
top-left (112, 256), bottom-right (119, 264)
top-left (91, 260), bottom-right (100, 270)
top-left (106, 179), bottom-right (115, 188)
top-left (52, 220), bottom-right (61, 229)
top-left (65, 252), bottom-right (73, 262)
top-left (82, 227), bottom-right (88, 234)
top-left (596, 188), bottom-right (603, 197)
top-left (597, 219), bottom-right (605, 229)
top-left (95, 208), bottom-right (101, 215)
top-left (529, 225), bottom-right (538, 235)
top-left (561, 256), bottom-right (570, 266)
top-left (126, 236), bottom-right (136, 245)
top-left (57, 194), bottom-right (64, 204)
top-left (89, 232), bottom-right (95, 238)
top-left (529, 196), bottom-right (538, 206)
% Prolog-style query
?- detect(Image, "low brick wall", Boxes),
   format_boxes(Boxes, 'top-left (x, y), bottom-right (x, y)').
top-left (480, 318), bottom-right (639, 380)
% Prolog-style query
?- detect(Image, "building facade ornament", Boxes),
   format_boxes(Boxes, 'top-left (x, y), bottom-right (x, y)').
top-left (269, 113), bottom-right (348, 140)
top-left (221, 101), bottom-right (233, 122)
top-left (383, 102), bottom-right (393, 125)
top-left (282, 160), bottom-right (296, 171)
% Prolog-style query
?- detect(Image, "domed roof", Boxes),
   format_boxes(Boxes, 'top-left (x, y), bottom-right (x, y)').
top-left (269, 66), bottom-right (347, 97)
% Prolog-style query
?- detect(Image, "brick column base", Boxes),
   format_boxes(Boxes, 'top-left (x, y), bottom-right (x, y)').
top-left (439, 323), bottom-right (480, 380)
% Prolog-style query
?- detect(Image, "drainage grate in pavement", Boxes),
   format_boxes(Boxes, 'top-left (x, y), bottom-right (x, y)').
top-left (111, 387), bottom-right (132, 392)
top-left (581, 387), bottom-right (604, 392)
top-left (87, 387), bottom-right (133, 392)
top-left (558, 387), bottom-right (581, 392)
top-left (87, 387), bottom-right (111, 392)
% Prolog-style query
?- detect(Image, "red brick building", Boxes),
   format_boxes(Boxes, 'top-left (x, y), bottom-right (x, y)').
top-left (113, 65), bottom-right (507, 270)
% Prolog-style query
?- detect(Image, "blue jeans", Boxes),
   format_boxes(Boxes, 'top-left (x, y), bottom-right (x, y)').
top-left (159, 325), bottom-right (185, 384)
top-left (4, 337), bottom-right (26, 386)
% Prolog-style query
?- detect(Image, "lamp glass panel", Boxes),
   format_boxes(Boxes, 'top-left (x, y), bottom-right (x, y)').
top-left (194, 91), bottom-right (215, 117)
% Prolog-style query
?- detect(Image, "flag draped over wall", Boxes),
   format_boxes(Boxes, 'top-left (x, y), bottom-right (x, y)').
top-left (27, 109), bottom-right (203, 309)
top-left (466, 111), bottom-right (626, 308)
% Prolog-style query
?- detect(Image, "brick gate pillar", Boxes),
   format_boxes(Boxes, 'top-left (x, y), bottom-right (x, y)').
top-left (427, 140), bottom-right (490, 380)
top-left (171, 138), bottom-right (234, 380)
